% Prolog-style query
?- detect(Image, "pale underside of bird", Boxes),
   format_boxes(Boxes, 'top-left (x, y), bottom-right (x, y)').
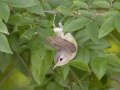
top-left (45, 26), bottom-right (77, 69)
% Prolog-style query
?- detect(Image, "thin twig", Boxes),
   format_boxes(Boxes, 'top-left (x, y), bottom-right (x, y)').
top-left (0, 68), bottom-right (15, 86)
top-left (91, 13), bottom-right (98, 21)
top-left (70, 68), bottom-right (84, 90)
top-left (109, 0), bottom-right (114, 11)
top-left (80, 70), bottom-right (93, 81)
top-left (44, 10), bottom-right (108, 17)
top-left (44, 11), bottom-right (59, 14)
top-left (68, 74), bottom-right (73, 90)
top-left (13, 51), bottom-right (32, 76)
top-left (108, 76), bottom-right (120, 83)
top-left (109, 33), bottom-right (120, 45)
top-left (10, 76), bottom-right (18, 89)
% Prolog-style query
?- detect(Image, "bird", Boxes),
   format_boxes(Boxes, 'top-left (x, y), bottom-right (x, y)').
top-left (45, 16), bottom-right (77, 69)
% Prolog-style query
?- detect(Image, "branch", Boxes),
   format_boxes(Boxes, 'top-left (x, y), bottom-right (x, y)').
top-left (44, 10), bottom-right (108, 16)
top-left (109, 0), bottom-right (114, 11)
top-left (0, 68), bottom-right (15, 86)
top-left (108, 76), bottom-right (120, 83)
top-left (109, 33), bottom-right (120, 45)
top-left (44, 11), bottom-right (59, 14)
top-left (10, 76), bottom-right (18, 89)
top-left (70, 68), bottom-right (84, 90)
top-left (80, 70), bottom-right (93, 81)
top-left (13, 51), bottom-right (32, 77)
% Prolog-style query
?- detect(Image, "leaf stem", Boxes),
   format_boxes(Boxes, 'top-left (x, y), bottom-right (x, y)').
top-left (109, 33), bottom-right (120, 45)
top-left (10, 76), bottom-right (18, 89)
top-left (80, 69), bottom-right (93, 81)
top-left (0, 68), bottom-right (15, 86)
top-left (70, 68), bottom-right (84, 90)
top-left (13, 51), bottom-right (32, 76)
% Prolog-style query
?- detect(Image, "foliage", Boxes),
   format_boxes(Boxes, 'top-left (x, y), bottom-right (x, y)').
top-left (0, 0), bottom-right (120, 90)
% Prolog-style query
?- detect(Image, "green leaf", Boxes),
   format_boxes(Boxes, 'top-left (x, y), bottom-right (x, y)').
top-left (63, 17), bottom-right (90, 33)
top-left (99, 15), bottom-right (116, 38)
top-left (75, 47), bottom-right (90, 64)
top-left (78, 10), bottom-right (94, 18)
top-left (101, 75), bottom-right (107, 85)
top-left (2, 0), bottom-right (36, 8)
top-left (91, 57), bottom-right (107, 80)
top-left (75, 29), bottom-right (89, 45)
top-left (29, 78), bottom-right (40, 87)
top-left (46, 82), bottom-right (62, 90)
top-left (73, 1), bottom-right (88, 9)
top-left (107, 65), bottom-right (120, 73)
top-left (104, 11), bottom-right (119, 17)
top-left (30, 77), bottom-right (51, 87)
top-left (104, 54), bottom-right (120, 66)
top-left (94, 15), bottom-right (106, 26)
top-left (84, 38), bottom-right (110, 49)
top-left (64, 17), bottom-right (74, 26)
top-left (28, 36), bottom-right (54, 52)
top-left (31, 47), bottom-right (53, 85)
top-left (90, 49), bottom-right (106, 59)
top-left (113, 1), bottom-right (120, 9)
top-left (69, 60), bottom-right (89, 71)
top-left (0, 2), bottom-right (10, 22)
top-left (93, 1), bottom-right (110, 8)
top-left (37, 19), bottom-right (53, 27)
top-left (48, 0), bottom-right (71, 8)
top-left (35, 27), bottom-right (55, 38)
top-left (0, 52), bottom-right (11, 73)
top-left (42, 3), bottom-right (51, 11)
top-left (85, 21), bottom-right (99, 43)
top-left (12, 51), bottom-right (30, 76)
top-left (54, 75), bottom-right (66, 87)
top-left (87, 0), bottom-right (94, 5)
top-left (11, 14), bottom-right (34, 26)
top-left (27, 4), bottom-right (45, 16)
top-left (56, 64), bottom-right (69, 80)
top-left (57, 5), bottom-right (74, 16)
top-left (72, 85), bottom-right (82, 90)
top-left (0, 21), bottom-right (9, 34)
top-left (17, 25), bottom-right (30, 34)
top-left (22, 29), bottom-right (37, 40)
top-left (115, 15), bottom-right (120, 32)
top-left (0, 33), bottom-right (12, 54)
top-left (8, 33), bottom-right (26, 54)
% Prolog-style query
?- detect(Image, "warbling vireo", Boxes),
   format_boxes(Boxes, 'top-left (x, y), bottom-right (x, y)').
top-left (45, 15), bottom-right (77, 69)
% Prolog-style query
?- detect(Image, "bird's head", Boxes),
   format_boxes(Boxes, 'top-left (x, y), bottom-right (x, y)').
top-left (53, 51), bottom-right (71, 69)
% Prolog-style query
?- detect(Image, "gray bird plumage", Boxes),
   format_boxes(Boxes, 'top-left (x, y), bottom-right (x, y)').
top-left (45, 27), bottom-right (77, 68)
top-left (45, 35), bottom-right (76, 53)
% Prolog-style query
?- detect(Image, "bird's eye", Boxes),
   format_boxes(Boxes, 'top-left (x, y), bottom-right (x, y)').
top-left (60, 58), bottom-right (63, 61)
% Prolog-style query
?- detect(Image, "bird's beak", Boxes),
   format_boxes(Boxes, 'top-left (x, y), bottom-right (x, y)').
top-left (53, 64), bottom-right (57, 70)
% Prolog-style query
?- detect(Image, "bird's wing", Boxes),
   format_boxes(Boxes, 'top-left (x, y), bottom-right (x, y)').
top-left (45, 35), bottom-right (76, 53)
top-left (63, 33), bottom-right (77, 49)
